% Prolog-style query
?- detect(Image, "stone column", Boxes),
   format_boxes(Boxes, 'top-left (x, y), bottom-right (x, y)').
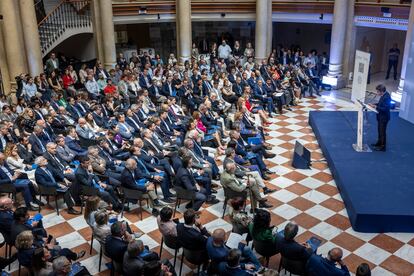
top-left (397, 1), bottom-right (414, 94)
top-left (176, 0), bottom-right (192, 62)
top-left (0, 0), bottom-right (28, 90)
top-left (327, 0), bottom-right (349, 78)
top-left (19, 0), bottom-right (44, 76)
top-left (266, 0), bottom-right (273, 56)
top-left (99, 0), bottom-right (116, 69)
top-left (91, 0), bottom-right (104, 63)
top-left (342, 0), bottom-right (356, 85)
top-left (255, 0), bottom-right (268, 62)
top-left (0, 25), bottom-right (12, 95)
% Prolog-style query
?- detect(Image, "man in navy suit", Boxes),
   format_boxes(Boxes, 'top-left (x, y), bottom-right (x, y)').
top-left (105, 222), bottom-right (133, 264)
top-left (177, 208), bottom-right (210, 251)
top-left (306, 247), bottom-right (350, 276)
top-left (29, 126), bottom-right (48, 156)
top-left (66, 97), bottom-right (83, 121)
top-left (174, 156), bottom-right (208, 211)
top-left (370, 84), bottom-right (391, 151)
top-left (120, 158), bottom-right (161, 216)
top-left (0, 197), bottom-right (14, 240)
top-left (275, 222), bottom-right (312, 263)
top-left (64, 127), bottom-right (88, 156)
top-left (129, 146), bottom-right (175, 203)
top-left (34, 156), bottom-right (80, 214)
top-left (139, 69), bottom-right (152, 89)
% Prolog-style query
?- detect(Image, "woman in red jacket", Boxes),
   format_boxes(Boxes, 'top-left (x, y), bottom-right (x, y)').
top-left (62, 68), bottom-right (76, 97)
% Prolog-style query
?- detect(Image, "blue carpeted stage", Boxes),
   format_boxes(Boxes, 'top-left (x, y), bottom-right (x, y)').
top-left (309, 111), bottom-right (414, 233)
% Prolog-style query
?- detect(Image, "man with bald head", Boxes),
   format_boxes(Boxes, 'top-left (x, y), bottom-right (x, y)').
top-left (206, 228), bottom-right (263, 273)
top-left (0, 197), bottom-right (14, 236)
top-left (76, 117), bottom-right (95, 140)
top-left (306, 247), bottom-right (350, 276)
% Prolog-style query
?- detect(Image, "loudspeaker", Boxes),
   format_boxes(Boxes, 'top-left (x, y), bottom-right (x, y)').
top-left (292, 141), bottom-right (311, 169)
top-left (381, 7), bottom-right (390, 13)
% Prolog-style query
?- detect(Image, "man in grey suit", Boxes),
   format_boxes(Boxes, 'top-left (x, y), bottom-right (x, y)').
top-left (45, 52), bottom-right (59, 75)
top-left (75, 118), bottom-right (96, 140)
top-left (55, 136), bottom-right (76, 163)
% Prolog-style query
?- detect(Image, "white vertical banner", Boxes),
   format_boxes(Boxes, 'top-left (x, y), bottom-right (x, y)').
top-left (351, 50), bottom-right (371, 102)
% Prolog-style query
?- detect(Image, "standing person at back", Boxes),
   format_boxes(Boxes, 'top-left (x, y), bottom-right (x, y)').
top-left (385, 43), bottom-right (400, 80)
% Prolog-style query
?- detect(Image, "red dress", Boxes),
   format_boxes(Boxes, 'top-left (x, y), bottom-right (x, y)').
top-left (104, 84), bottom-right (117, 95)
top-left (196, 119), bottom-right (207, 133)
top-left (62, 75), bottom-right (74, 89)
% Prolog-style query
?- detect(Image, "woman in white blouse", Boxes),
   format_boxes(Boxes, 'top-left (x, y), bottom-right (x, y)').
top-left (78, 64), bottom-right (88, 85)
top-left (4, 143), bottom-right (32, 171)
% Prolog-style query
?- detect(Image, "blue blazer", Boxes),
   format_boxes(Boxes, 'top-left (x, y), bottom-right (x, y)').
top-left (104, 236), bottom-right (128, 263)
top-left (306, 254), bottom-right (350, 276)
top-left (139, 75), bottom-right (152, 89)
top-left (66, 104), bottom-right (81, 121)
top-left (120, 168), bottom-right (147, 192)
top-left (161, 82), bottom-right (175, 97)
top-left (34, 167), bottom-right (59, 188)
top-left (64, 136), bottom-right (87, 155)
top-left (29, 133), bottom-right (46, 156)
top-left (376, 92), bottom-right (391, 122)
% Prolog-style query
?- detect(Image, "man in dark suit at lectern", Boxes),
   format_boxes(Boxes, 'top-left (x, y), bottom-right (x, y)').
top-left (370, 84), bottom-right (391, 152)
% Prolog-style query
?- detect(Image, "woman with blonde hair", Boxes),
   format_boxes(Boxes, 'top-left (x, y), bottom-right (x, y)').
top-left (4, 143), bottom-right (32, 171)
top-left (19, 108), bottom-right (37, 133)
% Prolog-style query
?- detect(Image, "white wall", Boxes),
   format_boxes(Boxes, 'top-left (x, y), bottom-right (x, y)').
top-left (355, 27), bottom-right (406, 74)
top-left (273, 22), bottom-right (332, 54)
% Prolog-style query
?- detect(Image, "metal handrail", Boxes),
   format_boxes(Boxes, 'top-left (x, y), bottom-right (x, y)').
top-left (37, 0), bottom-right (91, 56)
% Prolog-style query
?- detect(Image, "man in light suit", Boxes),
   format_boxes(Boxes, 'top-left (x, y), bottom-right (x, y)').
top-left (117, 113), bottom-right (135, 140)
top-left (220, 160), bottom-right (272, 209)
top-left (76, 118), bottom-right (96, 140)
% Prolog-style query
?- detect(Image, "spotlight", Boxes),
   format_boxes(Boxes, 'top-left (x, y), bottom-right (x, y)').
top-left (138, 7), bottom-right (147, 15)
top-left (221, 13), bottom-right (226, 17)
top-left (319, 13), bottom-right (324, 20)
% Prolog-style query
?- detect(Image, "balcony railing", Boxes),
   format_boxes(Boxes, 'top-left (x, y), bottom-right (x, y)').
top-left (38, 0), bottom-right (92, 57)
top-left (112, 0), bottom-right (411, 19)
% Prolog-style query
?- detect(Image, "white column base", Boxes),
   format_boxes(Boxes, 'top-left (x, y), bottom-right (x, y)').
top-left (104, 62), bottom-right (116, 70)
top-left (327, 63), bottom-right (343, 78)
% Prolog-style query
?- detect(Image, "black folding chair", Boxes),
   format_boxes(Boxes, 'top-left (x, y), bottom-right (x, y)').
top-left (222, 186), bottom-right (247, 218)
top-left (38, 185), bottom-right (62, 215)
top-left (179, 248), bottom-right (208, 276)
top-left (120, 187), bottom-right (148, 220)
top-left (0, 183), bottom-right (17, 200)
top-left (253, 239), bottom-right (279, 267)
top-left (79, 185), bottom-right (98, 214)
top-left (173, 186), bottom-right (195, 217)
top-left (159, 234), bottom-right (181, 268)
top-left (278, 255), bottom-right (307, 276)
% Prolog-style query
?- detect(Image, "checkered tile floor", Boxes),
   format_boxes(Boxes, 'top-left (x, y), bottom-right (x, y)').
top-left (5, 92), bottom-right (414, 276)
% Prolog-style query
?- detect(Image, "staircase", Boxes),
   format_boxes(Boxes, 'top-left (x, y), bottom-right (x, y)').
top-left (38, 0), bottom-right (92, 57)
